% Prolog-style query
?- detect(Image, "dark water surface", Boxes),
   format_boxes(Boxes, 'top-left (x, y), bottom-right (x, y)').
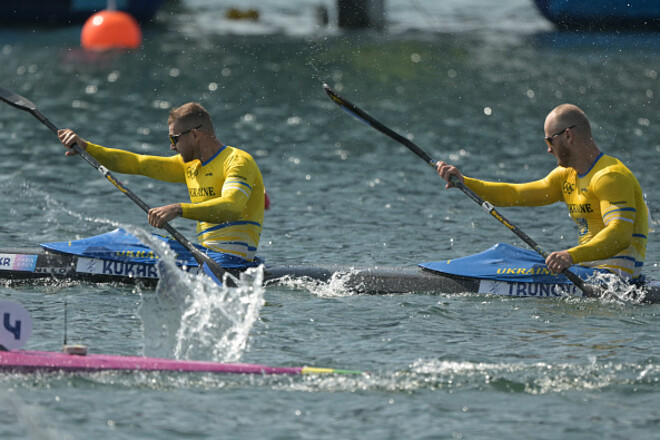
top-left (1, 0), bottom-right (659, 438)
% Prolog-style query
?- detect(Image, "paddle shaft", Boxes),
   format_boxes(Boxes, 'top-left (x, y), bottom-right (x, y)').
top-left (0, 86), bottom-right (230, 285)
top-left (324, 84), bottom-right (595, 297)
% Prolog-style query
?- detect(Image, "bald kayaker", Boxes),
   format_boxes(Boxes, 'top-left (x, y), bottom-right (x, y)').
top-left (58, 102), bottom-right (265, 263)
top-left (436, 104), bottom-right (649, 281)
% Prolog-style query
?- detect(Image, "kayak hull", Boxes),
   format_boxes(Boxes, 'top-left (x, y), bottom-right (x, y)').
top-left (2, 244), bottom-right (659, 303)
top-left (0, 244), bottom-right (479, 293)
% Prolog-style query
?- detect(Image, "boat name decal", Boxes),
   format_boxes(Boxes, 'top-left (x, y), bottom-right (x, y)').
top-left (496, 267), bottom-right (553, 275)
top-left (479, 280), bottom-right (581, 297)
top-left (76, 258), bottom-right (159, 279)
top-left (101, 260), bottom-right (159, 278)
top-left (506, 282), bottom-right (579, 297)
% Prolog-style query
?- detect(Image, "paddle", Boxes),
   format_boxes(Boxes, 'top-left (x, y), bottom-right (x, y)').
top-left (0, 85), bottom-right (233, 287)
top-left (323, 84), bottom-right (600, 299)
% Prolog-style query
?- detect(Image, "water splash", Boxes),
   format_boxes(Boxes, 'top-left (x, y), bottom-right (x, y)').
top-left (404, 357), bottom-right (660, 395)
top-left (587, 272), bottom-right (647, 304)
top-left (133, 228), bottom-right (265, 362)
top-left (267, 271), bottom-right (360, 298)
top-left (173, 266), bottom-right (265, 362)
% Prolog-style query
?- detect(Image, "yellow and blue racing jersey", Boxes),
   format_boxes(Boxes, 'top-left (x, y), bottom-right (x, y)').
top-left (464, 153), bottom-right (648, 279)
top-left (86, 143), bottom-right (264, 261)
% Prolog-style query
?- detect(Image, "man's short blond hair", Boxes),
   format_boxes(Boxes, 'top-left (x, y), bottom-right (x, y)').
top-left (168, 102), bottom-right (214, 132)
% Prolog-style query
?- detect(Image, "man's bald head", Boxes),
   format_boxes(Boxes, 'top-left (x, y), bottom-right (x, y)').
top-left (545, 104), bottom-right (593, 142)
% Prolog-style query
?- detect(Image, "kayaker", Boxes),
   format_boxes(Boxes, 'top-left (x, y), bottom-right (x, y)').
top-left (58, 102), bottom-right (265, 263)
top-left (436, 104), bottom-right (649, 280)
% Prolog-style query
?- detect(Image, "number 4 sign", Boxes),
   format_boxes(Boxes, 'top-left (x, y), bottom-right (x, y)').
top-left (0, 301), bottom-right (32, 350)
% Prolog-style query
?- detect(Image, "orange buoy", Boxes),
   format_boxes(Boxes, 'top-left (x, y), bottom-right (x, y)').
top-left (81, 10), bottom-right (142, 50)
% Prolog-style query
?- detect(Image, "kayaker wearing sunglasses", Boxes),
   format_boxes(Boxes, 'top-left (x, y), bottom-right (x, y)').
top-left (58, 102), bottom-right (265, 263)
top-left (436, 104), bottom-right (649, 281)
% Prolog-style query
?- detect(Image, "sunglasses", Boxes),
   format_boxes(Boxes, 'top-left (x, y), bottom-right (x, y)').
top-left (544, 125), bottom-right (576, 147)
top-left (169, 125), bottom-right (202, 146)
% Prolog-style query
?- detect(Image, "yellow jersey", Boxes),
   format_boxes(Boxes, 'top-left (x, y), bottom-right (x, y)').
top-left (464, 153), bottom-right (648, 279)
top-left (86, 143), bottom-right (264, 261)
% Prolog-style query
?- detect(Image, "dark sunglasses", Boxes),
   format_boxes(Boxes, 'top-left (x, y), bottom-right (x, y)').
top-left (544, 125), bottom-right (576, 147)
top-left (169, 125), bottom-right (202, 146)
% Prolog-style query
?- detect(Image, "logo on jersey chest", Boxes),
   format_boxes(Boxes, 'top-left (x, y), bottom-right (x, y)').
top-left (186, 167), bottom-right (199, 178)
top-left (562, 182), bottom-right (575, 194)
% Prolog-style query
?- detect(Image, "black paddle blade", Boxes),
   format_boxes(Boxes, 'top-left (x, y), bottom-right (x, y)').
top-left (580, 283), bottom-right (602, 299)
top-left (323, 84), bottom-right (372, 127)
top-left (323, 84), bottom-right (437, 166)
top-left (204, 261), bottom-right (239, 288)
top-left (0, 85), bottom-right (37, 111)
top-left (201, 262), bottom-right (224, 286)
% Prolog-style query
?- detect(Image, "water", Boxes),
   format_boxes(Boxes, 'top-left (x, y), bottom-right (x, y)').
top-left (1, 0), bottom-right (659, 438)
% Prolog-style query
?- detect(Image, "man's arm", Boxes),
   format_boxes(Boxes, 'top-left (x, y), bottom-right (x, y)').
top-left (58, 129), bottom-right (185, 183)
top-left (462, 173), bottom-right (564, 207)
top-left (85, 144), bottom-right (185, 183)
top-left (437, 160), bottom-right (565, 207)
top-left (59, 128), bottom-right (190, 229)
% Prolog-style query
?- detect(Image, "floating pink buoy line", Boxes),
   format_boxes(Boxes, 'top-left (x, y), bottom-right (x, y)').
top-left (81, 9), bottom-right (142, 50)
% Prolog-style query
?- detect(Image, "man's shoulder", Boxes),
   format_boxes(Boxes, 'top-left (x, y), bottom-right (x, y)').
top-left (226, 145), bottom-right (254, 158)
top-left (224, 146), bottom-right (259, 168)
top-left (590, 158), bottom-right (640, 195)
top-left (547, 165), bottom-right (573, 180)
top-left (596, 153), bottom-right (634, 171)
top-left (594, 154), bottom-right (635, 179)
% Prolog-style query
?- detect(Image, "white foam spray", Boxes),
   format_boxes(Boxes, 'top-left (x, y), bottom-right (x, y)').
top-left (130, 228), bottom-right (265, 362)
